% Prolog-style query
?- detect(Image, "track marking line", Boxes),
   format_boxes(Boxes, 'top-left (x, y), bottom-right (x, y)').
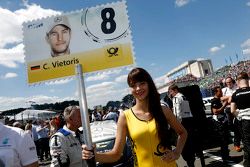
top-left (203, 151), bottom-right (243, 167)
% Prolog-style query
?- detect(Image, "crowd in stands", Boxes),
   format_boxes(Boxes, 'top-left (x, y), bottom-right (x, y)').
top-left (198, 60), bottom-right (250, 89)
top-left (165, 60), bottom-right (250, 95)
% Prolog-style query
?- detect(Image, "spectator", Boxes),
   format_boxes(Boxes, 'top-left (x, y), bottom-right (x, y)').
top-left (49, 117), bottom-right (58, 137)
top-left (161, 93), bottom-right (173, 109)
top-left (13, 121), bottom-right (22, 128)
top-left (25, 123), bottom-right (33, 139)
top-left (91, 110), bottom-right (102, 122)
top-left (31, 120), bottom-right (40, 158)
top-left (104, 106), bottom-right (119, 122)
top-left (221, 76), bottom-right (242, 152)
top-left (0, 119), bottom-right (38, 167)
top-left (211, 86), bottom-right (232, 164)
top-left (36, 120), bottom-right (50, 161)
top-left (168, 84), bottom-right (200, 167)
top-left (231, 72), bottom-right (250, 167)
top-left (49, 106), bottom-right (87, 167)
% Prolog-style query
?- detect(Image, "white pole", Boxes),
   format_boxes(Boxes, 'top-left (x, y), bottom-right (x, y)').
top-left (75, 64), bottom-right (96, 167)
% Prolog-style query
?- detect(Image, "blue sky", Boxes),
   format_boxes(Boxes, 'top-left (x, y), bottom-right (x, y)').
top-left (0, 0), bottom-right (250, 111)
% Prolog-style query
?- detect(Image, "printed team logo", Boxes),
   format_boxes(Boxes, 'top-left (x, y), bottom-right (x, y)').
top-left (154, 143), bottom-right (169, 156)
top-left (129, 138), bottom-right (138, 166)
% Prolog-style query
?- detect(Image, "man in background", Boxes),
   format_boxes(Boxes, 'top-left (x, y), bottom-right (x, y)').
top-left (36, 120), bottom-right (50, 162)
top-left (104, 106), bottom-right (119, 122)
top-left (231, 72), bottom-right (250, 167)
top-left (222, 76), bottom-right (241, 152)
top-left (50, 106), bottom-right (87, 167)
top-left (0, 116), bottom-right (39, 167)
top-left (168, 84), bottom-right (197, 167)
top-left (211, 86), bottom-right (233, 164)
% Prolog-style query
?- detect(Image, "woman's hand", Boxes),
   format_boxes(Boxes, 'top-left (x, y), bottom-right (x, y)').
top-left (82, 144), bottom-right (96, 160)
top-left (161, 149), bottom-right (180, 162)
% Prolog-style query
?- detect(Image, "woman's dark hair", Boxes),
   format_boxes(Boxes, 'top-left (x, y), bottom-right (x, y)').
top-left (127, 67), bottom-right (171, 148)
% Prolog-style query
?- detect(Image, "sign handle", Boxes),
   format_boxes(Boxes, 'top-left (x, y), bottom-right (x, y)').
top-left (75, 64), bottom-right (96, 167)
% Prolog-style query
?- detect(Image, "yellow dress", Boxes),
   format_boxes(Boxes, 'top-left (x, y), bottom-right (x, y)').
top-left (124, 109), bottom-right (177, 167)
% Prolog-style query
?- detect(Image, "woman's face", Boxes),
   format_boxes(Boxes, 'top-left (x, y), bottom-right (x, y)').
top-left (130, 81), bottom-right (149, 101)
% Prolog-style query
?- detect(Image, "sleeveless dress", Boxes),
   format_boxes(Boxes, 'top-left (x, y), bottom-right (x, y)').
top-left (124, 109), bottom-right (176, 167)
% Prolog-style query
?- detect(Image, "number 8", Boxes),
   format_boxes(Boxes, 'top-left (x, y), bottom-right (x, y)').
top-left (101, 8), bottom-right (116, 34)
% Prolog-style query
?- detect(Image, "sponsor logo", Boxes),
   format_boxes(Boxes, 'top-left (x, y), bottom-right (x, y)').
top-left (107, 47), bottom-right (119, 57)
top-left (2, 138), bottom-right (8, 145)
top-left (27, 23), bottom-right (43, 29)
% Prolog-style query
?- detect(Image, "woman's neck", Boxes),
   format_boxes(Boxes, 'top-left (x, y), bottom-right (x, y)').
top-left (135, 99), bottom-right (149, 113)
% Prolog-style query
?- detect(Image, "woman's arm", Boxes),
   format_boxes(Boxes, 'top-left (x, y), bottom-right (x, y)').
top-left (82, 112), bottom-right (128, 163)
top-left (162, 106), bottom-right (187, 158)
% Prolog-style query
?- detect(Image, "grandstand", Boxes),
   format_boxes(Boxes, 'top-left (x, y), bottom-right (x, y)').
top-left (158, 58), bottom-right (213, 93)
top-left (166, 58), bottom-right (213, 80)
top-left (158, 59), bottom-right (250, 97)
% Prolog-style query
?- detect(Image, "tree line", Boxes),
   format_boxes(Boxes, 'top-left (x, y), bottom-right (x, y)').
top-left (0, 94), bottom-right (134, 116)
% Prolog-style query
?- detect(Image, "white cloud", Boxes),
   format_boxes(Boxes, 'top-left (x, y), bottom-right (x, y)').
top-left (0, 81), bottom-right (130, 111)
top-left (1, 72), bottom-right (18, 79)
top-left (241, 39), bottom-right (250, 48)
top-left (0, 8), bottom-right (22, 48)
top-left (0, 3), bottom-right (60, 68)
top-left (86, 69), bottom-right (122, 82)
top-left (154, 75), bottom-right (166, 87)
top-left (0, 4), bottom-right (60, 49)
top-left (86, 73), bottom-right (109, 82)
top-left (175, 0), bottom-right (191, 7)
top-left (115, 75), bottom-right (127, 83)
top-left (86, 88), bottom-right (129, 109)
top-left (84, 81), bottom-right (129, 108)
top-left (209, 44), bottom-right (225, 54)
top-left (45, 78), bottom-right (73, 85)
top-left (0, 95), bottom-right (75, 111)
top-left (242, 48), bottom-right (250, 55)
top-left (0, 44), bottom-right (24, 68)
top-left (247, 1), bottom-right (250, 6)
top-left (29, 95), bottom-right (75, 104)
top-left (86, 82), bottom-right (115, 94)
top-left (104, 69), bottom-right (122, 75)
top-left (241, 38), bottom-right (250, 55)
